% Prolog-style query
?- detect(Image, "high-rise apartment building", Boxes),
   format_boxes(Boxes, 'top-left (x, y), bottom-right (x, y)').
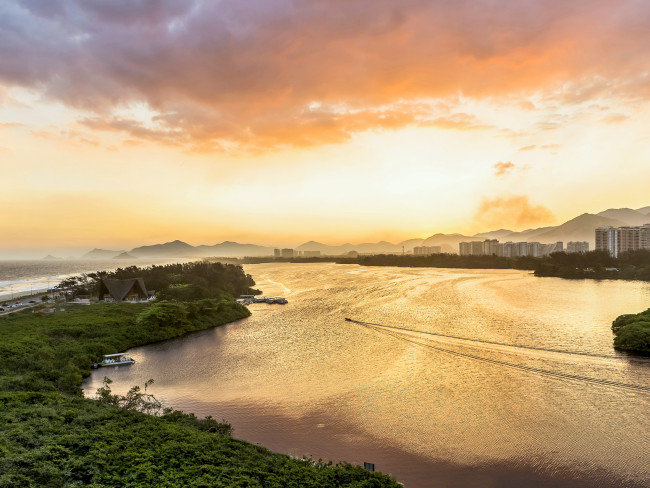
top-left (540, 241), bottom-right (563, 256)
top-left (516, 242), bottom-right (529, 257)
top-left (459, 241), bottom-right (484, 256)
top-left (500, 242), bottom-right (516, 257)
top-left (413, 246), bottom-right (441, 256)
top-left (482, 239), bottom-right (499, 256)
top-left (470, 241), bottom-right (483, 255)
top-left (527, 242), bottom-right (541, 257)
top-left (596, 224), bottom-right (650, 257)
top-left (566, 241), bottom-right (589, 253)
top-left (596, 226), bottom-right (618, 256)
top-left (618, 226), bottom-right (644, 254)
top-left (643, 224), bottom-right (650, 249)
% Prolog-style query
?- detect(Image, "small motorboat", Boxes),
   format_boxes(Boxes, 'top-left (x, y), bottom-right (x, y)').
top-left (96, 353), bottom-right (135, 367)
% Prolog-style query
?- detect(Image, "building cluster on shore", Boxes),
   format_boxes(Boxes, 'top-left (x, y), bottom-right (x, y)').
top-left (595, 224), bottom-right (650, 257)
top-left (413, 245), bottom-right (442, 256)
top-left (274, 248), bottom-right (322, 258)
top-left (458, 239), bottom-right (586, 257)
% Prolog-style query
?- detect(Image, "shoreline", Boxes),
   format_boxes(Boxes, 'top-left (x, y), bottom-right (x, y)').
top-left (214, 254), bottom-right (650, 283)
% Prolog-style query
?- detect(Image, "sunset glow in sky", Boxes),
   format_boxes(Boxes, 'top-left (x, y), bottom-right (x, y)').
top-left (1, 0), bottom-right (650, 254)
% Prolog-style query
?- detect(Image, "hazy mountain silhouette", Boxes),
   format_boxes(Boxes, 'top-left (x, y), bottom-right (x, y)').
top-left (195, 241), bottom-right (274, 257)
top-left (473, 229), bottom-right (515, 239)
top-left (597, 208), bottom-right (650, 226)
top-left (82, 248), bottom-right (125, 259)
top-left (79, 204), bottom-right (649, 258)
top-left (130, 240), bottom-right (196, 257)
top-left (113, 252), bottom-right (137, 260)
top-left (42, 255), bottom-right (63, 260)
top-left (129, 240), bottom-right (273, 258)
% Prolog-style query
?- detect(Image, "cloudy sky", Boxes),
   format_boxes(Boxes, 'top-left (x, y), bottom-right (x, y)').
top-left (1, 0), bottom-right (650, 254)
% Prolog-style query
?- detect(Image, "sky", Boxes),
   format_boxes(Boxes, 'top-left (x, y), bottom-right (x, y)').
top-left (1, 0), bottom-right (650, 256)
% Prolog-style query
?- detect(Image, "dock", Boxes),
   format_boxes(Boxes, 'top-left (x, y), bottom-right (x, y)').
top-left (236, 295), bottom-right (288, 305)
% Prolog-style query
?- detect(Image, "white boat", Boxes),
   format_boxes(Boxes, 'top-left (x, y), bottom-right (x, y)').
top-left (97, 353), bottom-right (135, 367)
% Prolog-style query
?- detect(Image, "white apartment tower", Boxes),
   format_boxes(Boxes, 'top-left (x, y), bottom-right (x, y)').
top-left (595, 226), bottom-right (619, 257)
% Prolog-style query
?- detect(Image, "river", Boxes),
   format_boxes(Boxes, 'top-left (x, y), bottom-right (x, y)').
top-left (82, 263), bottom-right (650, 487)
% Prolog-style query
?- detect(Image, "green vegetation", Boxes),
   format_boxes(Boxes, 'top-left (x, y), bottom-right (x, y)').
top-left (234, 249), bottom-right (650, 282)
top-left (533, 250), bottom-right (650, 281)
top-left (612, 309), bottom-right (650, 355)
top-left (0, 262), bottom-right (398, 487)
top-left (57, 261), bottom-right (260, 299)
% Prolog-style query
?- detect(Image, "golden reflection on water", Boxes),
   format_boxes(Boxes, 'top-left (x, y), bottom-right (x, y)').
top-left (83, 264), bottom-right (650, 487)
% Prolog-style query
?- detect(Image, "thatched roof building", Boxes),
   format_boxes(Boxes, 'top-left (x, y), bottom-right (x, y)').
top-left (99, 278), bottom-right (149, 302)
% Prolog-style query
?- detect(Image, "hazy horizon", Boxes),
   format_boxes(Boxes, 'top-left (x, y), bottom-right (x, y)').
top-left (2, 200), bottom-right (649, 259)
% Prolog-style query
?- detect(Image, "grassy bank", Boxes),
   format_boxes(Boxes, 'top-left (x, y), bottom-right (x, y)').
top-left (0, 263), bottom-right (399, 487)
top-left (612, 308), bottom-right (650, 355)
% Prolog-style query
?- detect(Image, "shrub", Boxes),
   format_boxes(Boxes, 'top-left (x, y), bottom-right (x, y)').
top-left (613, 322), bottom-right (650, 354)
top-left (612, 308), bottom-right (650, 354)
top-left (136, 301), bottom-right (188, 328)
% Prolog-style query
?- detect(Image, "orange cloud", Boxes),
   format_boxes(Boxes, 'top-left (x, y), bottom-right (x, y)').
top-left (475, 195), bottom-right (555, 229)
top-left (518, 145), bottom-right (536, 151)
top-left (0, 122), bottom-right (22, 130)
top-left (493, 161), bottom-right (516, 176)
top-left (602, 113), bottom-right (629, 124)
top-left (2, 1), bottom-right (650, 150)
top-left (420, 113), bottom-right (493, 131)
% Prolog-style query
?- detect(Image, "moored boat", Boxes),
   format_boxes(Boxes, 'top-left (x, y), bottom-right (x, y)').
top-left (92, 353), bottom-right (135, 368)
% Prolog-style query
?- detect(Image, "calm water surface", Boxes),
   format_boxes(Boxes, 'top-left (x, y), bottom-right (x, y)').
top-left (83, 263), bottom-right (650, 487)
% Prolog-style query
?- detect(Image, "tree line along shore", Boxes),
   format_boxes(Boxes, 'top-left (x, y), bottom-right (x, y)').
top-left (230, 249), bottom-right (650, 282)
top-left (0, 261), bottom-right (399, 487)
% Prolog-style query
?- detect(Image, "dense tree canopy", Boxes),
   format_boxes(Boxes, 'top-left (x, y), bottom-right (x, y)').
top-left (612, 309), bottom-right (650, 354)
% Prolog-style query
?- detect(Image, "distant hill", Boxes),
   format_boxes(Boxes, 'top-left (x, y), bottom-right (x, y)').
top-left (42, 255), bottom-right (63, 260)
top-left (130, 240), bottom-right (197, 258)
top-left (296, 240), bottom-right (399, 255)
top-left (473, 229), bottom-right (514, 239)
top-left (397, 238), bottom-right (425, 251)
top-left (418, 210), bottom-right (642, 252)
top-left (532, 213), bottom-right (627, 245)
top-left (296, 239), bottom-right (433, 255)
top-left (113, 252), bottom-right (136, 260)
top-left (636, 205), bottom-right (650, 216)
top-left (597, 208), bottom-right (650, 226)
top-left (128, 240), bottom-right (274, 258)
top-left (194, 241), bottom-right (274, 257)
top-left (82, 248), bottom-right (124, 259)
top-left (421, 233), bottom-right (471, 253)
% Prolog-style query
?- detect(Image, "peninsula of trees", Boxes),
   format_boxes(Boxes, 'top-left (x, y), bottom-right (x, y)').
top-left (0, 261), bottom-right (399, 487)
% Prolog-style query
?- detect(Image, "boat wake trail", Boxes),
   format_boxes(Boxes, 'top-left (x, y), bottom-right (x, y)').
top-left (347, 319), bottom-right (650, 393)
top-left (347, 319), bottom-right (647, 361)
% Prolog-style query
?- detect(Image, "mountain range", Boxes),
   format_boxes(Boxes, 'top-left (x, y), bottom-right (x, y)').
top-left (78, 206), bottom-right (650, 258)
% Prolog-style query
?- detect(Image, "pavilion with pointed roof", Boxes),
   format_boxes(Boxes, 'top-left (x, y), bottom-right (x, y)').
top-left (99, 278), bottom-right (149, 302)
